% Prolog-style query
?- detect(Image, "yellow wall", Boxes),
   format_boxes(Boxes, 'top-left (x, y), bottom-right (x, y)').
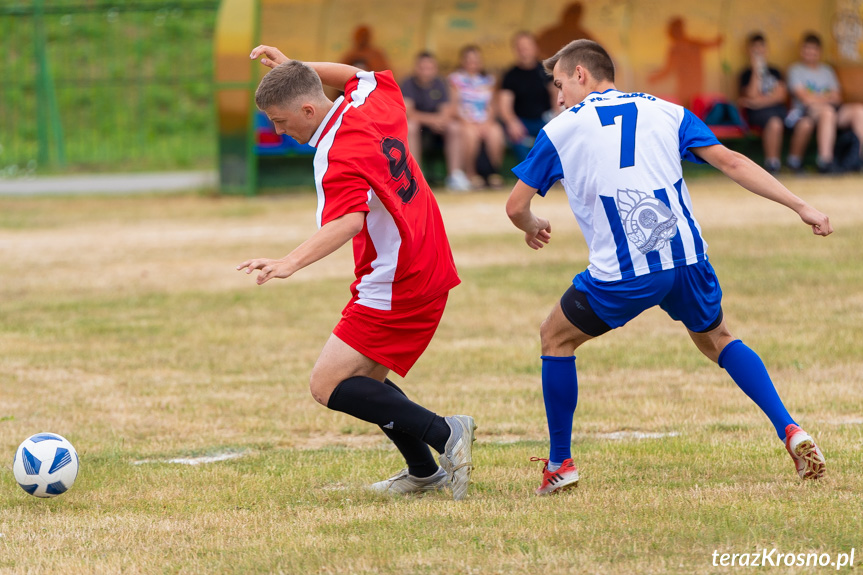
top-left (238, 0), bottom-right (863, 101)
top-left (216, 0), bottom-right (863, 192)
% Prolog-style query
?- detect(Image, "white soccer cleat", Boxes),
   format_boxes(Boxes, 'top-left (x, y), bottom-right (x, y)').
top-left (784, 424), bottom-right (826, 480)
top-left (369, 466), bottom-right (448, 494)
top-left (439, 415), bottom-right (476, 501)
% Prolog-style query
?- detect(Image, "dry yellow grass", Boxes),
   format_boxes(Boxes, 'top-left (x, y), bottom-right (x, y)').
top-left (0, 174), bottom-right (861, 574)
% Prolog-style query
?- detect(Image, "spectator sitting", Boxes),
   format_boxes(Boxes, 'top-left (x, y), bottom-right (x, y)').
top-left (786, 32), bottom-right (863, 172)
top-left (500, 31), bottom-right (558, 163)
top-left (401, 52), bottom-right (470, 191)
top-left (739, 33), bottom-right (789, 174)
top-left (449, 45), bottom-right (506, 189)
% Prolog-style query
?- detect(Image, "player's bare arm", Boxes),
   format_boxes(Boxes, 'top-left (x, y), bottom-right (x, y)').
top-left (506, 179), bottom-right (552, 250)
top-left (250, 45), bottom-right (361, 90)
top-left (237, 211), bottom-right (366, 285)
top-left (693, 144), bottom-right (833, 237)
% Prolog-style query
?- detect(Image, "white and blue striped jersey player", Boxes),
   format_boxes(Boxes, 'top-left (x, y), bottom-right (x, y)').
top-left (509, 40), bottom-right (831, 493)
top-left (513, 89), bottom-right (720, 283)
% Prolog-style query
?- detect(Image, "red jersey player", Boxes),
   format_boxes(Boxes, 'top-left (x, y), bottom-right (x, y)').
top-left (239, 45), bottom-right (476, 500)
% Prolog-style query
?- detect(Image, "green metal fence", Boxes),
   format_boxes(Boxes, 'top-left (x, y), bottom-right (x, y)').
top-left (0, 0), bottom-right (219, 177)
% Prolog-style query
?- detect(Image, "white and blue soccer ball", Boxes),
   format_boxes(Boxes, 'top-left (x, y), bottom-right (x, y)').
top-left (12, 433), bottom-right (79, 498)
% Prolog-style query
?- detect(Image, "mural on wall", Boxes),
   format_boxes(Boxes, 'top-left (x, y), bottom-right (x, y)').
top-left (215, 0), bottom-right (863, 191)
top-left (647, 16), bottom-right (723, 107)
top-left (535, 2), bottom-right (595, 59)
top-left (340, 25), bottom-right (392, 71)
top-left (227, 0), bottom-right (861, 94)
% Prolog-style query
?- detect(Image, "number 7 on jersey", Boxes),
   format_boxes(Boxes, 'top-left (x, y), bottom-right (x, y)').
top-left (596, 102), bottom-right (638, 169)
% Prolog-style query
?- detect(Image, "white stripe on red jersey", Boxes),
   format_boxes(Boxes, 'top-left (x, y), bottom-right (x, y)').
top-left (356, 189), bottom-right (402, 310)
top-left (307, 70), bottom-right (459, 309)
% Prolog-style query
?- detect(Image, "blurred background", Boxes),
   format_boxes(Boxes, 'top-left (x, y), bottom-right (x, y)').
top-left (2, 0), bottom-right (863, 193)
top-left (0, 0), bottom-right (218, 178)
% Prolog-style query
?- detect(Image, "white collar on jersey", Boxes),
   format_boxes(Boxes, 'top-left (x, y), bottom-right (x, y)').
top-left (309, 95), bottom-right (346, 148)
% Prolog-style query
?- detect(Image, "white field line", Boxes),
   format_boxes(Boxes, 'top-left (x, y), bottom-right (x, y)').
top-left (592, 431), bottom-right (680, 440)
top-left (129, 431), bottom-right (684, 460)
top-left (481, 431), bottom-right (680, 444)
top-left (132, 451), bottom-right (248, 466)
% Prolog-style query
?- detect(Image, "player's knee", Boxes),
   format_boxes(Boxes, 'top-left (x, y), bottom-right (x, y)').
top-left (539, 316), bottom-right (554, 344)
top-left (308, 372), bottom-right (333, 406)
top-left (692, 325), bottom-right (734, 363)
top-left (539, 317), bottom-right (567, 353)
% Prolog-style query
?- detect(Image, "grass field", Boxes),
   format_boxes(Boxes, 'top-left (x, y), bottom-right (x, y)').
top-left (0, 1), bottom-right (217, 174)
top-left (1, 175), bottom-right (862, 574)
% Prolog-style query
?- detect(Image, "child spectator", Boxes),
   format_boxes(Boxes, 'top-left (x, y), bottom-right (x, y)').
top-left (449, 45), bottom-right (506, 189)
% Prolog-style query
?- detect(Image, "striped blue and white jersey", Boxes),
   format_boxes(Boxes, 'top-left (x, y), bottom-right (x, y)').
top-left (513, 89), bottom-right (720, 282)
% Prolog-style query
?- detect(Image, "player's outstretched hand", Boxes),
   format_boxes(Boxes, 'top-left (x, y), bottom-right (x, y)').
top-left (525, 216), bottom-right (551, 250)
top-left (236, 258), bottom-right (293, 285)
top-left (798, 205), bottom-right (833, 237)
top-left (249, 45), bottom-right (289, 69)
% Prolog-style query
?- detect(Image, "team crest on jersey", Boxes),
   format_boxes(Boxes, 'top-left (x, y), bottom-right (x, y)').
top-left (616, 188), bottom-right (678, 254)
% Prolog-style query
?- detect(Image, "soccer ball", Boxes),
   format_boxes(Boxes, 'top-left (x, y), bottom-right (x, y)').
top-left (12, 433), bottom-right (79, 498)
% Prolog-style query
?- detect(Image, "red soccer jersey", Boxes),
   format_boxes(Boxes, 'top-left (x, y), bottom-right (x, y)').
top-left (308, 70), bottom-right (460, 310)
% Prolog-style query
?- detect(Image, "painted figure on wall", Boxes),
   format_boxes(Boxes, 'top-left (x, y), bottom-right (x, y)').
top-left (536, 2), bottom-right (595, 59)
top-left (648, 17), bottom-right (723, 108)
top-left (340, 25), bottom-right (391, 72)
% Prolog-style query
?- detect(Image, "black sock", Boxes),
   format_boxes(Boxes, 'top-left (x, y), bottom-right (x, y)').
top-left (379, 379), bottom-right (440, 478)
top-left (327, 376), bottom-right (451, 455)
top-left (421, 417), bottom-right (451, 455)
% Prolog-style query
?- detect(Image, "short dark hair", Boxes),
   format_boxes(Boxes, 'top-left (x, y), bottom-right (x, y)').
top-left (543, 39), bottom-right (615, 82)
top-left (747, 32), bottom-right (765, 45)
top-left (802, 32), bottom-right (822, 47)
top-left (254, 60), bottom-right (324, 111)
top-left (416, 51), bottom-right (436, 61)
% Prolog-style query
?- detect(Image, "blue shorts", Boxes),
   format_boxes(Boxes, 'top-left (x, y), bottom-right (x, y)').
top-left (572, 259), bottom-right (724, 333)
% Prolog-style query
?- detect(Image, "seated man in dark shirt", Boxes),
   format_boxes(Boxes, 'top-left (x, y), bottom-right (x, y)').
top-left (739, 32), bottom-right (789, 173)
top-left (499, 31), bottom-right (558, 163)
top-left (401, 52), bottom-right (469, 191)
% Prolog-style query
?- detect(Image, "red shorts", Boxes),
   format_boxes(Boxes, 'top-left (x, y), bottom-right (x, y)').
top-left (332, 293), bottom-right (449, 377)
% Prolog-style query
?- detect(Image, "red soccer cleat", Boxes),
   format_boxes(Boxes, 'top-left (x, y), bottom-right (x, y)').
top-left (531, 457), bottom-right (579, 495)
top-left (784, 424), bottom-right (826, 480)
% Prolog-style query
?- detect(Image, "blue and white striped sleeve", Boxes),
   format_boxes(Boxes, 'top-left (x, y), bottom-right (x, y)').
top-left (511, 129), bottom-right (564, 197)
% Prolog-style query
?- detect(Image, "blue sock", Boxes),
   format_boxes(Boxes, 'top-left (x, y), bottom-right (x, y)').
top-left (718, 340), bottom-right (796, 440)
top-left (541, 355), bottom-right (578, 465)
